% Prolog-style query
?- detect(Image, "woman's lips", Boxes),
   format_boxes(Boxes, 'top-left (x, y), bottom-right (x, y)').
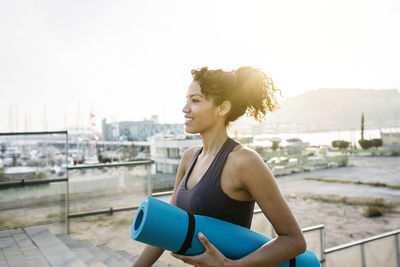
top-left (184, 117), bottom-right (193, 124)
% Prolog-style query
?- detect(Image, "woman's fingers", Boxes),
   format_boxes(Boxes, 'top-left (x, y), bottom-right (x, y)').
top-left (170, 253), bottom-right (199, 265)
top-left (171, 233), bottom-right (228, 266)
top-left (198, 232), bottom-right (214, 251)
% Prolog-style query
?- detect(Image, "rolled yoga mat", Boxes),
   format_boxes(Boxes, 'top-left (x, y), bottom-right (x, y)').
top-left (131, 196), bottom-right (320, 267)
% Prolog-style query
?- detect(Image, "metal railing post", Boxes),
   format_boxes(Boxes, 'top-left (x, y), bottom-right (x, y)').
top-left (320, 227), bottom-right (326, 267)
top-left (395, 233), bottom-right (400, 267)
top-left (147, 164), bottom-right (152, 196)
top-left (360, 243), bottom-right (366, 267)
top-left (271, 227), bottom-right (276, 238)
top-left (66, 131), bottom-right (70, 234)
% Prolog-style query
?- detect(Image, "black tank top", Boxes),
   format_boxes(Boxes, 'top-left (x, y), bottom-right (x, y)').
top-left (175, 138), bottom-right (255, 229)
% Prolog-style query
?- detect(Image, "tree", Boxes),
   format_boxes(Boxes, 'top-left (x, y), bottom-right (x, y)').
top-left (359, 139), bottom-right (372, 150)
top-left (271, 141), bottom-right (279, 151)
top-left (0, 143), bottom-right (6, 154)
top-left (0, 168), bottom-right (5, 181)
top-left (361, 112), bottom-right (365, 140)
top-left (332, 140), bottom-right (350, 149)
top-left (359, 138), bottom-right (383, 150)
top-left (129, 144), bottom-right (138, 160)
top-left (97, 148), bottom-right (103, 163)
top-left (371, 138), bottom-right (383, 148)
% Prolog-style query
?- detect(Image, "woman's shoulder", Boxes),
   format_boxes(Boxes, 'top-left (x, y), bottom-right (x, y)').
top-left (183, 145), bottom-right (202, 157)
top-left (225, 142), bottom-right (272, 192)
top-left (227, 142), bottom-right (266, 173)
top-left (230, 142), bottom-right (263, 165)
top-left (180, 145), bottom-right (202, 165)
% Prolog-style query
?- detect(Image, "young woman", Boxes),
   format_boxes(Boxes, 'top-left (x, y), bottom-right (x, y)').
top-left (133, 67), bottom-right (306, 267)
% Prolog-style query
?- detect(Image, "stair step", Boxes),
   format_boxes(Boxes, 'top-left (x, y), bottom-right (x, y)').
top-left (115, 250), bottom-right (137, 263)
top-left (77, 240), bottom-right (124, 267)
top-left (1, 229), bottom-right (49, 267)
top-left (12, 230), bottom-right (50, 267)
top-left (97, 244), bottom-right (133, 266)
top-left (57, 234), bottom-right (106, 267)
top-left (2, 238), bottom-right (28, 267)
top-left (114, 249), bottom-right (171, 267)
top-left (0, 230), bottom-right (10, 239)
top-left (24, 225), bottom-right (86, 267)
top-left (1, 227), bottom-right (172, 267)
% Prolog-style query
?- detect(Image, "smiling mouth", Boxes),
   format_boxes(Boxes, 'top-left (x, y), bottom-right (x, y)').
top-left (185, 117), bottom-right (193, 123)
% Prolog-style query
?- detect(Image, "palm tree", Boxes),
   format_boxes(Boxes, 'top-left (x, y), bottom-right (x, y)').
top-left (361, 112), bottom-right (365, 140)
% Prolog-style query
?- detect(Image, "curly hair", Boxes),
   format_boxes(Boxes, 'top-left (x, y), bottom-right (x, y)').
top-left (191, 66), bottom-right (281, 124)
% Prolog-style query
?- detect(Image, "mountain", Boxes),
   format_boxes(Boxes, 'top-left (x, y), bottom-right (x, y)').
top-left (234, 89), bottom-right (400, 134)
top-left (266, 88), bottom-right (400, 131)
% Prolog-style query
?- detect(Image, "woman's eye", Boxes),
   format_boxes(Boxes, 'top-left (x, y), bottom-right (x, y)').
top-left (185, 98), bottom-right (200, 103)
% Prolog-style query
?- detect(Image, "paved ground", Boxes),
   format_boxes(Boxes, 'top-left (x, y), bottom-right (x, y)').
top-left (276, 156), bottom-right (400, 248)
top-left (277, 156), bottom-right (400, 202)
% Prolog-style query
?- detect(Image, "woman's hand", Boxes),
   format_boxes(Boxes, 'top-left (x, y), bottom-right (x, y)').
top-left (171, 232), bottom-right (233, 267)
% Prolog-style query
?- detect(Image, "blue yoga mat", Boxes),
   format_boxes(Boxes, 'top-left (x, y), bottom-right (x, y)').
top-left (131, 196), bottom-right (320, 267)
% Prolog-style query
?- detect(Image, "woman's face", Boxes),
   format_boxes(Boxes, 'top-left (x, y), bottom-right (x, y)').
top-left (182, 81), bottom-right (219, 134)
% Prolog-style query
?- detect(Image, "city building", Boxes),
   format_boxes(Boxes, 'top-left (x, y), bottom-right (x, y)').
top-left (150, 135), bottom-right (202, 174)
top-left (380, 128), bottom-right (400, 150)
top-left (101, 116), bottom-right (184, 141)
top-left (149, 134), bottom-right (202, 192)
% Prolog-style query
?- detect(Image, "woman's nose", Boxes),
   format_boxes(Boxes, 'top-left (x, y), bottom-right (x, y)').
top-left (182, 103), bottom-right (190, 113)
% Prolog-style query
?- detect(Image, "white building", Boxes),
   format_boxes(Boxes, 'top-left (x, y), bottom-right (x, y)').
top-left (380, 128), bottom-right (400, 150)
top-left (151, 135), bottom-right (202, 174)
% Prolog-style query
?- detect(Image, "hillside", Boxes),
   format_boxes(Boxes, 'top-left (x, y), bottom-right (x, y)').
top-left (265, 88), bottom-right (400, 131)
top-left (233, 89), bottom-right (400, 134)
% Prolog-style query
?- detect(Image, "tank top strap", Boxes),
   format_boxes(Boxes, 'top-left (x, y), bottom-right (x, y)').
top-left (182, 146), bottom-right (203, 182)
top-left (208, 138), bottom-right (239, 179)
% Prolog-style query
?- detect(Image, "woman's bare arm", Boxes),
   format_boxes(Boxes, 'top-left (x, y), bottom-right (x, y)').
top-left (226, 149), bottom-right (306, 267)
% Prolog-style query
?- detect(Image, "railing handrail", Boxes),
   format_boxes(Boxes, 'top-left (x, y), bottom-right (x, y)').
top-left (0, 130), bottom-right (68, 136)
top-left (68, 205), bottom-right (140, 218)
top-left (302, 224), bottom-right (325, 233)
top-left (0, 161), bottom-right (153, 188)
top-left (67, 160), bottom-right (154, 170)
top-left (0, 178), bottom-right (68, 188)
top-left (253, 208), bottom-right (262, 214)
top-left (325, 228), bottom-right (400, 253)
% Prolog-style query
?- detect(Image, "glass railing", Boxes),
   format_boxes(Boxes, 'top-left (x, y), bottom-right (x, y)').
top-left (67, 161), bottom-right (152, 216)
top-left (0, 131), bottom-right (68, 234)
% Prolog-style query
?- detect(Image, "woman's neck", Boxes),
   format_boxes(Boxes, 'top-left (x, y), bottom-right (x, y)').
top-left (200, 124), bottom-right (229, 156)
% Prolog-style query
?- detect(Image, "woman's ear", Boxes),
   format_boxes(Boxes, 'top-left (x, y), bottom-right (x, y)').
top-left (218, 101), bottom-right (232, 117)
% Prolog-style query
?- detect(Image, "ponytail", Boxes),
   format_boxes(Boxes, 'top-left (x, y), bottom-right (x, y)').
top-left (234, 66), bottom-right (281, 122)
top-left (191, 66), bottom-right (281, 124)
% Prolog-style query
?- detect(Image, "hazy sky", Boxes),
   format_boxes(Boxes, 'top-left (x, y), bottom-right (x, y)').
top-left (1, 0), bottom-right (399, 132)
